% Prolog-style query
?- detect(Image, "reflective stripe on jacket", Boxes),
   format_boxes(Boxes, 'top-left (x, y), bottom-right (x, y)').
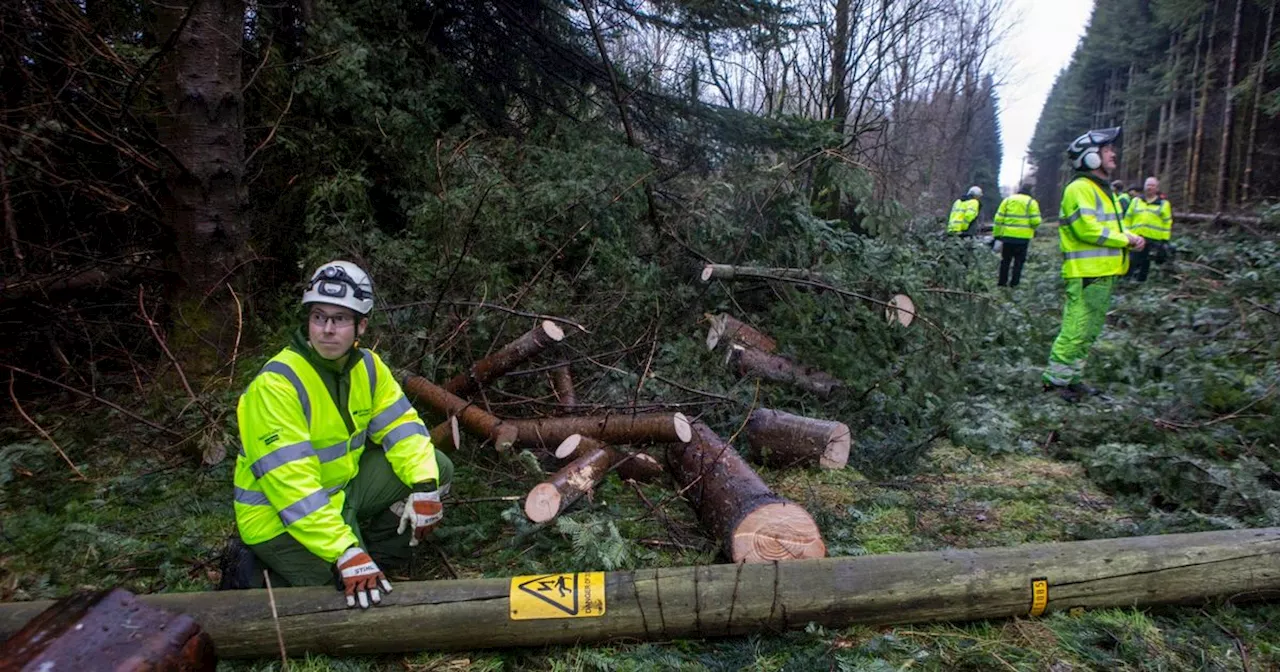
top-left (234, 347), bottom-right (438, 562)
top-left (993, 193), bottom-right (1042, 240)
top-left (1124, 197), bottom-right (1173, 241)
top-left (947, 198), bottom-right (979, 234)
top-left (1058, 175), bottom-right (1130, 278)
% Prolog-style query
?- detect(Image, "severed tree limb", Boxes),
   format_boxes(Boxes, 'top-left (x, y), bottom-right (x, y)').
top-left (507, 412), bottom-right (692, 450)
top-left (699, 264), bottom-right (834, 284)
top-left (1178, 212), bottom-right (1264, 227)
top-left (745, 408), bottom-right (850, 470)
top-left (443, 320), bottom-right (568, 398)
top-left (429, 416), bottom-right (461, 453)
top-left (726, 344), bottom-right (843, 399)
top-left (402, 375), bottom-right (519, 451)
top-left (555, 434), bottom-right (664, 483)
top-left (704, 313), bottom-right (777, 353)
top-left (524, 445), bottom-right (613, 522)
top-left (666, 422), bottom-right (826, 563)
top-left (549, 363), bottom-right (577, 413)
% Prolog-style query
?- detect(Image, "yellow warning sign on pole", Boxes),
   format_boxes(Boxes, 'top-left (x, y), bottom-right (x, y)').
top-left (509, 572), bottom-right (607, 620)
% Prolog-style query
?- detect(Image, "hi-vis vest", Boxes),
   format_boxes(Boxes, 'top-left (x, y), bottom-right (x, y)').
top-left (947, 198), bottom-right (979, 234)
top-left (1058, 176), bottom-right (1131, 278)
top-left (1124, 197), bottom-right (1173, 241)
top-left (234, 348), bottom-right (438, 562)
top-left (993, 193), bottom-right (1042, 240)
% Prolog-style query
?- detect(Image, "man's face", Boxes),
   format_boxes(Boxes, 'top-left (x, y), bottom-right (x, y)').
top-left (1099, 145), bottom-right (1117, 175)
top-left (308, 304), bottom-right (365, 360)
top-left (1145, 180), bottom-right (1159, 200)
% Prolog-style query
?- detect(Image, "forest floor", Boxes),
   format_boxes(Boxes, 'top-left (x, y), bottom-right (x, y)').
top-left (2, 223), bottom-right (1278, 671)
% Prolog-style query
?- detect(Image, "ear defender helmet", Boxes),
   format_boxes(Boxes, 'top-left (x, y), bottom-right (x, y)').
top-left (1066, 127), bottom-right (1122, 171)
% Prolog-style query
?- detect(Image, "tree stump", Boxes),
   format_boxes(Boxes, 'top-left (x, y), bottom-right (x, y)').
top-left (704, 313), bottom-right (778, 353)
top-left (524, 445), bottom-right (613, 522)
top-left (0, 588), bottom-right (216, 671)
top-left (726, 344), bottom-right (843, 398)
top-left (745, 408), bottom-right (851, 470)
top-left (666, 422), bottom-right (826, 563)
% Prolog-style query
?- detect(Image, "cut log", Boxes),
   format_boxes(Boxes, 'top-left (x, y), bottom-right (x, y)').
top-left (429, 415), bottom-right (462, 453)
top-left (508, 412), bottom-right (692, 450)
top-left (524, 445), bottom-right (613, 522)
top-left (555, 434), bottom-right (665, 483)
top-left (885, 294), bottom-right (915, 327)
top-left (1, 528), bottom-right (1279, 658)
top-left (667, 422), bottom-right (826, 563)
top-left (403, 375), bottom-right (518, 451)
top-left (549, 363), bottom-right (577, 412)
top-left (1178, 212), bottom-right (1264, 227)
top-left (745, 408), bottom-right (850, 470)
top-left (443, 320), bottom-right (568, 398)
top-left (700, 264), bottom-right (833, 284)
top-left (726, 344), bottom-right (843, 398)
top-left (704, 313), bottom-right (778, 353)
top-left (0, 588), bottom-right (216, 670)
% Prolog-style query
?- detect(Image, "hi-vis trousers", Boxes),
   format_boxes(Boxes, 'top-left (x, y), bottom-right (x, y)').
top-left (1043, 276), bottom-right (1115, 386)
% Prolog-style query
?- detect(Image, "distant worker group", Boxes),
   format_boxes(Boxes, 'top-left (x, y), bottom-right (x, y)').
top-left (945, 125), bottom-right (1177, 402)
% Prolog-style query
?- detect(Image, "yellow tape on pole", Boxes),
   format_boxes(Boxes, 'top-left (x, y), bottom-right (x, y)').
top-left (509, 572), bottom-right (606, 620)
top-left (1029, 577), bottom-right (1048, 617)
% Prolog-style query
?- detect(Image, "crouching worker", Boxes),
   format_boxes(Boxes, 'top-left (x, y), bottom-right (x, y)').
top-left (223, 260), bottom-right (453, 609)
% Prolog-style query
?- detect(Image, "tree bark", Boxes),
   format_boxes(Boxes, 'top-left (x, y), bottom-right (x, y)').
top-left (705, 313), bottom-right (778, 353)
top-left (1190, 1), bottom-right (1220, 209)
top-left (666, 422), bottom-right (826, 563)
top-left (745, 408), bottom-right (851, 470)
top-left (0, 588), bottom-right (215, 670)
top-left (1241, 1), bottom-right (1275, 203)
top-left (507, 413), bottom-right (692, 450)
top-left (155, 0), bottom-right (250, 376)
top-left (1164, 34), bottom-right (1179, 181)
top-left (524, 445), bottom-right (613, 522)
top-left (1216, 0), bottom-right (1244, 211)
top-left (727, 344), bottom-right (843, 399)
top-left (3, 528), bottom-right (1280, 658)
top-left (549, 363), bottom-right (577, 413)
top-left (444, 320), bottom-right (567, 398)
top-left (700, 264), bottom-right (833, 284)
top-left (1176, 212), bottom-right (1263, 226)
top-left (402, 375), bottom-right (519, 451)
top-left (554, 434), bottom-right (665, 483)
top-left (1184, 19), bottom-right (1205, 204)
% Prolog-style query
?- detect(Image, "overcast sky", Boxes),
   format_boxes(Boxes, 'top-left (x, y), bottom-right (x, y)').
top-left (997, 0), bottom-right (1095, 189)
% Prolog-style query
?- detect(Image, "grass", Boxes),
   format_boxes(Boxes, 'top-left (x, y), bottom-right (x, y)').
top-left (2, 224), bottom-right (1279, 670)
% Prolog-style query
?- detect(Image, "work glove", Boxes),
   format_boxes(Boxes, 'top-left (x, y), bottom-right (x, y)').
top-left (335, 546), bottom-right (392, 609)
top-left (396, 489), bottom-right (443, 546)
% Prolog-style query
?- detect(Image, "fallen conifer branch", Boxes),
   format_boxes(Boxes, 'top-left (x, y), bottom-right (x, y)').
top-left (508, 412), bottom-right (692, 450)
top-left (699, 264), bottom-right (834, 284)
top-left (444, 320), bottom-right (569, 398)
top-left (704, 313), bottom-right (778, 352)
top-left (402, 375), bottom-right (519, 451)
top-left (726, 344), bottom-right (843, 398)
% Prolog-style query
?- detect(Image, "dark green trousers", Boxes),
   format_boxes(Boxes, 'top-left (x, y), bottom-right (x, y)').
top-left (246, 448), bottom-right (454, 587)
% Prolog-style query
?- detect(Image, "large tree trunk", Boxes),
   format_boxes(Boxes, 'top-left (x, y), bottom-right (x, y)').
top-left (745, 408), bottom-right (851, 470)
top-left (1241, 1), bottom-right (1275, 203)
top-left (155, 0), bottom-right (250, 376)
top-left (1215, 0), bottom-right (1244, 211)
top-left (3, 528), bottom-right (1278, 658)
top-left (666, 422), bottom-right (826, 563)
top-left (444, 321), bottom-right (567, 398)
top-left (1185, 19), bottom-right (1205, 204)
top-left (1164, 36), bottom-right (1179, 181)
top-left (1190, 1), bottom-right (1220, 209)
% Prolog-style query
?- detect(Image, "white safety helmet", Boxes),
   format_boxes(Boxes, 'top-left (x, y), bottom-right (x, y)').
top-left (1067, 126), bottom-right (1121, 172)
top-left (966, 186), bottom-right (983, 199)
top-left (302, 260), bottom-right (374, 315)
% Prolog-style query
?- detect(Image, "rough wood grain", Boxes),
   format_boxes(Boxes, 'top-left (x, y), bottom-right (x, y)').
top-left (524, 445), bottom-right (613, 522)
top-left (726, 344), bottom-right (843, 398)
top-left (554, 434), bottom-right (665, 483)
top-left (4, 529), bottom-right (1277, 658)
top-left (745, 408), bottom-right (850, 470)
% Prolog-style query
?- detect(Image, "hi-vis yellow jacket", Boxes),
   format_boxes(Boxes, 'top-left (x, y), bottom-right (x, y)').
top-left (993, 193), bottom-right (1042, 240)
top-left (947, 198), bottom-right (979, 234)
top-left (1124, 196), bottom-right (1173, 241)
top-left (1058, 175), bottom-right (1131, 278)
top-left (234, 344), bottom-right (438, 562)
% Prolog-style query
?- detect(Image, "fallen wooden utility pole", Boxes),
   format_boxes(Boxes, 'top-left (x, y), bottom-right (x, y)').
top-left (444, 320), bottom-right (569, 398)
top-left (745, 408), bottom-right (850, 470)
top-left (667, 422), bottom-right (826, 563)
top-left (727, 344), bottom-right (843, 398)
top-left (3, 528), bottom-right (1276, 658)
top-left (704, 313), bottom-right (777, 353)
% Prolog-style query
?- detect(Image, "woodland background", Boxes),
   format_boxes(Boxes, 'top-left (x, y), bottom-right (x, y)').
top-left (1, 0), bottom-right (1279, 670)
